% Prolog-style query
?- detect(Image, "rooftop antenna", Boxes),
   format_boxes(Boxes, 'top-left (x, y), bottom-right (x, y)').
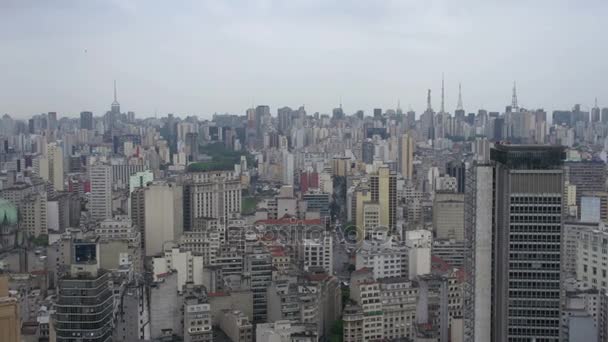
top-left (440, 73), bottom-right (445, 114)
top-left (511, 81), bottom-right (518, 110)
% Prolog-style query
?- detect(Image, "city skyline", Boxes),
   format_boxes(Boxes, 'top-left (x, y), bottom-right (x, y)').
top-left (2, 0), bottom-right (608, 118)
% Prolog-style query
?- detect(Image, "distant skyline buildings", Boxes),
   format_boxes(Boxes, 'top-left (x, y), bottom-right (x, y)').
top-left (3, 79), bottom-right (608, 122)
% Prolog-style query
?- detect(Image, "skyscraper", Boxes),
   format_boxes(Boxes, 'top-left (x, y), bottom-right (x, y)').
top-left (80, 111), bottom-right (93, 130)
top-left (54, 238), bottom-right (114, 342)
top-left (465, 145), bottom-right (565, 342)
top-left (446, 161), bottom-right (466, 193)
top-left (354, 166), bottom-right (397, 234)
top-left (89, 163), bottom-right (112, 221)
top-left (399, 133), bottom-right (414, 179)
top-left (48, 111), bottom-right (58, 131)
top-left (37, 142), bottom-right (64, 191)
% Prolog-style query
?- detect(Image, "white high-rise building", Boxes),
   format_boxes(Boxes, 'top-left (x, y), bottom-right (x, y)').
top-left (89, 163), bottom-right (112, 221)
top-left (143, 183), bottom-right (183, 257)
top-left (48, 143), bottom-right (64, 191)
top-left (298, 233), bottom-right (333, 274)
top-left (36, 143), bottom-right (64, 191)
top-left (187, 171), bottom-right (241, 226)
top-left (282, 151), bottom-right (294, 186)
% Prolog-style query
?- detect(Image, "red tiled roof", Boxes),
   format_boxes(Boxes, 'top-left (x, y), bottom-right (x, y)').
top-left (255, 218), bottom-right (322, 225)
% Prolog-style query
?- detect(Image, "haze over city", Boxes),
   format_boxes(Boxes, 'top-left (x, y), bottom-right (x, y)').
top-left (2, 0), bottom-right (608, 117)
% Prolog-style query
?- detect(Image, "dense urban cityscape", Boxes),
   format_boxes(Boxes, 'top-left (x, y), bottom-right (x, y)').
top-left (0, 78), bottom-right (607, 342)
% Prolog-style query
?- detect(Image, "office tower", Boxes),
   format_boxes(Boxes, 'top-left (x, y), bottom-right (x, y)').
top-left (576, 228), bottom-right (608, 292)
top-left (36, 142), bottom-right (64, 191)
top-left (255, 105), bottom-right (269, 137)
top-left (354, 166), bottom-right (397, 234)
top-left (432, 192), bottom-right (464, 240)
top-left (110, 158), bottom-right (146, 190)
top-left (592, 98), bottom-right (600, 123)
top-left (141, 182), bottom-right (183, 256)
top-left (54, 238), bottom-right (113, 342)
top-left (566, 161), bottom-right (606, 215)
top-left (278, 106), bottom-right (294, 134)
top-left (48, 111), bottom-right (58, 131)
top-left (302, 191), bottom-right (330, 219)
top-left (130, 188), bottom-right (146, 248)
top-left (362, 140), bottom-right (375, 164)
top-left (282, 151), bottom-right (294, 186)
top-left (0, 276), bottom-right (20, 342)
top-left (186, 171), bottom-right (241, 229)
top-left (20, 191), bottom-right (48, 237)
top-left (245, 244), bottom-right (272, 323)
top-left (465, 145), bottom-right (565, 342)
top-left (89, 163), bottom-right (112, 221)
top-left (47, 143), bottom-right (64, 191)
top-left (373, 108), bottom-right (382, 118)
top-left (185, 132), bottom-right (198, 162)
top-left (80, 111), bottom-right (93, 130)
top-left (399, 133), bottom-right (414, 179)
top-left (446, 161), bottom-right (466, 194)
top-left (602, 108), bottom-right (608, 124)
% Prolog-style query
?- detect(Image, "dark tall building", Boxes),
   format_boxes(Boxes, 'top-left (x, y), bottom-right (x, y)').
top-left (446, 161), bottom-right (466, 193)
top-left (602, 108), bottom-right (608, 124)
top-left (80, 111), bottom-right (93, 130)
top-left (493, 117), bottom-right (505, 141)
top-left (465, 145), bottom-right (565, 342)
top-left (373, 108), bottom-right (382, 118)
top-left (48, 111), bottom-right (58, 131)
top-left (255, 105), bottom-right (270, 135)
top-left (278, 106), bottom-right (293, 134)
top-left (332, 107), bottom-right (344, 120)
top-left (185, 132), bottom-right (199, 162)
top-left (54, 238), bottom-right (113, 342)
top-left (361, 140), bottom-right (375, 164)
top-left (566, 161), bottom-right (606, 215)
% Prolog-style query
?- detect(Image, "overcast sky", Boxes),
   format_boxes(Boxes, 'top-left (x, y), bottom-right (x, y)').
top-left (1, 0), bottom-right (607, 119)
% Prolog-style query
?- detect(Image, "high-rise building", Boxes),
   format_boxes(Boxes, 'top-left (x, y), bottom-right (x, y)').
top-left (354, 166), bottom-right (397, 233)
top-left (54, 238), bottom-right (114, 342)
top-left (89, 163), bottom-right (112, 221)
top-left (282, 151), bottom-right (294, 186)
top-left (446, 161), bottom-right (466, 193)
top-left (185, 171), bottom-right (241, 229)
top-left (245, 244), bottom-right (272, 323)
top-left (47, 111), bottom-right (58, 131)
top-left (141, 182), bottom-right (183, 257)
top-left (80, 111), bottom-right (93, 130)
top-left (48, 143), bottom-right (64, 191)
top-left (566, 161), bottom-right (606, 216)
top-left (361, 140), bottom-right (375, 164)
top-left (36, 142), bottom-right (64, 191)
top-left (432, 192), bottom-right (464, 241)
top-left (465, 145), bottom-right (565, 342)
top-left (399, 133), bottom-right (414, 179)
